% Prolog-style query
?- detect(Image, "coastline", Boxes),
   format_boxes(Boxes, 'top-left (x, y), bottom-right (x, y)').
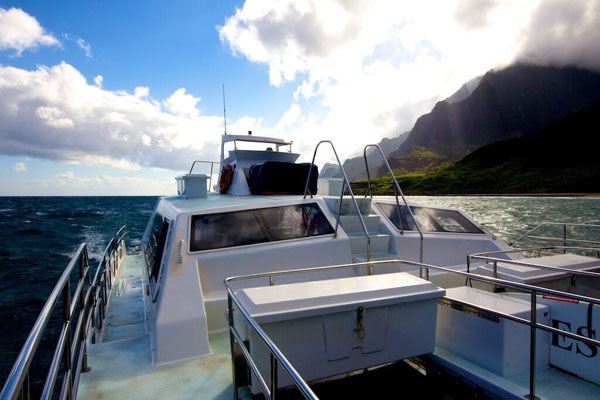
top-left (407, 193), bottom-right (600, 198)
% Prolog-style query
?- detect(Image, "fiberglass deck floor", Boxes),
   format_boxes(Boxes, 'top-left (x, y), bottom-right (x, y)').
top-left (78, 253), bottom-right (235, 400)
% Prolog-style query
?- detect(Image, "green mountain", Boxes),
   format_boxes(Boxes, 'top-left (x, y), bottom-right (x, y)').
top-left (321, 132), bottom-right (409, 179)
top-left (356, 102), bottom-right (600, 195)
top-left (384, 64), bottom-right (600, 174)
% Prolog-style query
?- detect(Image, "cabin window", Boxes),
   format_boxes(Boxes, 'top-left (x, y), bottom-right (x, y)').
top-left (145, 213), bottom-right (170, 284)
top-left (376, 203), bottom-right (483, 234)
top-left (190, 203), bottom-right (334, 252)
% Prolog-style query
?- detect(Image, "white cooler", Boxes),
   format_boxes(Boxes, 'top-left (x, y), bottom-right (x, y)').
top-left (235, 272), bottom-right (445, 392)
top-left (436, 287), bottom-right (550, 378)
top-left (477, 253), bottom-right (600, 288)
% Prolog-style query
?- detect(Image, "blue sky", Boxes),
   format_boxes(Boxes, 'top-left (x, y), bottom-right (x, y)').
top-left (0, 0), bottom-right (597, 195)
top-left (0, 0), bottom-right (293, 119)
top-left (0, 0), bottom-right (296, 195)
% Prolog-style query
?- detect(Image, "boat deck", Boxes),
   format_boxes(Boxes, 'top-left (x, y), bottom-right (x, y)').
top-left (430, 347), bottom-right (600, 400)
top-left (77, 253), bottom-right (600, 400)
top-left (78, 253), bottom-right (236, 400)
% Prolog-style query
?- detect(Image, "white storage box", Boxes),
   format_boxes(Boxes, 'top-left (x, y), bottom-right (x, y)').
top-left (478, 254), bottom-right (600, 285)
top-left (317, 178), bottom-right (343, 196)
top-left (436, 287), bottom-right (550, 378)
top-left (175, 173), bottom-right (207, 199)
top-left (236, 272), bottom-right (445, 391)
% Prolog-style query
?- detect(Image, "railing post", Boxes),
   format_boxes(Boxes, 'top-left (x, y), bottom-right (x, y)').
top-left (563, 224), bottom-right (567, 254)
top-left (62, 281), bottom-right (73, 398)
top-left (362, 149), bottom-right (373, 198)
top-left (493, 260), bottom-right (498, 292)
top-left (81, 341), bottom-right (91, 373)
top-left (270, 353), bottom-right (278, 400)
top-left (527, 289), bottom-right (538, 400)
top-left (362, 144), bottom-right (424, 277)
top-left (23, 372), bottom-right (30, 400)
top-left (392, 185), bottom-right (403, 235)
top-left (334, 179), bottom-right (345, 238)
top-left (228, 294), bottom-right (239, 400)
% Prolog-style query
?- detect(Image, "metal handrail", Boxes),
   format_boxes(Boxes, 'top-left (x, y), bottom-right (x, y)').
top-left (466, 246), bottom-right (600, 288)
top-left (226, 257), bottom-right (600, 400)
top-left (509, 222), bottom-right (600, 250)
top-left (226, 287), bottom-right (318, 400)
top-left (362, 144), bottom-right (425, 277)
top-left (188, 160), bottom-right (220, 192)
top-left (303, 140), bottom-right (372, 266)
top-left (0, 226), bottom-right (128, 400)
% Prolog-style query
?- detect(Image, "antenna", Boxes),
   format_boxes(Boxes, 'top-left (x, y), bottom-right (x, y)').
top-left (222, 84), bottom-right (227, 135)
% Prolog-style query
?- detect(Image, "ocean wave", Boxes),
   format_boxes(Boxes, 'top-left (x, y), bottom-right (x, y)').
top-left (20, 227), bottom-right (45, 235)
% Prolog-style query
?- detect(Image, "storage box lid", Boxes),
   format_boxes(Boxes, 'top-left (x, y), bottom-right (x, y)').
top-left (479, 254), bottom-right (600, 283)
top-left (442, 286), bottom-right (548, 318)
top-left (236, 272), bottom-right (445, 323)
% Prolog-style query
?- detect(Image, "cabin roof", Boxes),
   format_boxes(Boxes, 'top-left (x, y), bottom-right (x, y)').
top-left (222, 134), bottom-right (292, 146)
top-left (160, 193), bottom-right (312, 214)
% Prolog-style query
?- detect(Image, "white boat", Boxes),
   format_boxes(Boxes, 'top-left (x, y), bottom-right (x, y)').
top-left (1, 133), bottom-right (599, 400)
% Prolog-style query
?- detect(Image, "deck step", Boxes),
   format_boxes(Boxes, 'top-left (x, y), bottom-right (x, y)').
top-left (326, 197), bottom-right (372, 215)
top-left (339, 214), bottom-right (381, 234)
top-left (352, 252), bottom-right (416, 275)
top-left (352, 252), bottom-right (398, 263)
top-left (349, 233), bottom-right (390, 254)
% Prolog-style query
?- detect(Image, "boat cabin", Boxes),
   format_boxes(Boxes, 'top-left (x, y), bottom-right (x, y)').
top-left (141, 134), bottom-right (508, 365)
top-left (4, 134), bottom-right (600, 400)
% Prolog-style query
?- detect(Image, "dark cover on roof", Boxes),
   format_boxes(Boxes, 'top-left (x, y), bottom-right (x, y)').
top-left (249, 161), bottom-right (319, 195)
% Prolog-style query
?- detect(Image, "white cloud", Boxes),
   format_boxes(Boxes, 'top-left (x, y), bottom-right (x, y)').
top-left (35, 106), bottom-right (74, 129)
top-left (134, 86), bottom-right (150, 98)
top-left (275, 103), bottom-right (301, 130)
top-left (93, 75), bottom-right (103, 87)
top-left (0, 62), bottom-right (244, 171)
top-left (58, 171), bottom-right (75, 180)
top-left (163, 88), bottom-right (201, 117)
top-left (517, 0), bottom-right (600, 71)
top-left (1, 171), bottom-right (175, 196)
top-left (50, 171), bottom-right (175, 196)
top-left (13, 162), bottom-right (26, 172)
top-left (76, 37), bottom-right (92, 58)
top-left (219, 0), bottom-right (600, 160)
top-left (0, 7), bottom-right (59, 55)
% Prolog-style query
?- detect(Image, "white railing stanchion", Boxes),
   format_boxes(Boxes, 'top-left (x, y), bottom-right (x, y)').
top-left (304, 140), bottom-right (372, 262)
top-left (362, 144), bottom-right (425, 272)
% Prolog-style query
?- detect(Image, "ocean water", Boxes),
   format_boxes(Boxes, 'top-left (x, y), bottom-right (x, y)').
top-left (0, 195), bottom-right (599, 390)
top-left (0, 196), bottom-right (157, 389)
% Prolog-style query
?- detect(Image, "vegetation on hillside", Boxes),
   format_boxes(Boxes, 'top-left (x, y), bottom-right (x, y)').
top-left (353, 103), bottom-right (600, 195)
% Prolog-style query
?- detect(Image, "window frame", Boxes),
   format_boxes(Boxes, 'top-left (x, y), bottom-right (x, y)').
top-left (375, 202), bottom-right (485, 235)
top-left (188, 202), bottom-right (336, 254)
top-left (144, 212), bottom-right (172, 301)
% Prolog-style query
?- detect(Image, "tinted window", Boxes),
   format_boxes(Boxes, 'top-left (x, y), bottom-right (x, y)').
top-left (376, 203), bottom-right (483, 234)
top-left (190, 203), bottom-right (334, 252)
top-left (145, 214), bottom-right (170, 283)
top-left (426, 208), bottom-right (481, 233)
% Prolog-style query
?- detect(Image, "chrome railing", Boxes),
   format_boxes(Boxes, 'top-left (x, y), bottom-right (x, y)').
top-left (467, 246), bottom-right (600, 291)
top-left (188, 160), bottom-right (220, 192)
top-left (509, 222), bottom-right (600, 251)
top-left (303, 140), bottom-right (373, 266)
top-left (226, 283), bottom-right (318, 400)
top-left (226, 258), bottom-right (600, 400)
top-left (0, 226), bottom-right (128, 400)
top-left (362, 144), bottom-right (425, 277)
